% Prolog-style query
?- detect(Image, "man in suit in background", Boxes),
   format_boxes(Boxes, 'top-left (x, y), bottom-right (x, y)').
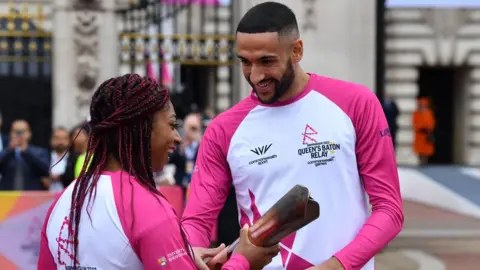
top-left (0, 119), bottom-right (50, 190)
top-left (383, 95), bottom-right (399, 150)
top-left (0, 111), bottom-right (8, 152)
top-left (43, 127), bottom-right (77, 191)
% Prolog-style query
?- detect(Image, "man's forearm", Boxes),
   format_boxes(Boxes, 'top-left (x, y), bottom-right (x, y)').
top-left (333, 210), bottom-right (403, 270)
top-left (182, 216), bottom-right (215, 248)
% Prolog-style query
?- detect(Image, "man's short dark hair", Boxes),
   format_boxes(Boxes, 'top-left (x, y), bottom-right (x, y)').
top-left (236, 2), bottom-right (299, 38)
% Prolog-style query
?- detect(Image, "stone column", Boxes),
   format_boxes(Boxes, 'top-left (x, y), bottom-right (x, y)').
top-left (53, 0), bottom-right (119, 129)
top-left (236, 0), bottom-right (376, 99)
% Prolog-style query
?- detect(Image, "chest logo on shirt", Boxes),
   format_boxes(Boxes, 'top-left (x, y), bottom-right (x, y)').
top-left (298, 124), bottom-right (341, 167)
top-left (158, 248), bottom-right (188, 266)
top-left (248, 143), bottom-right (278, 165)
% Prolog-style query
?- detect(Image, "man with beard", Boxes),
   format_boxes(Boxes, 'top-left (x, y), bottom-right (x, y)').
top-left (43, 127), bottom-right (77, 191)
top-left (182, 2), bottom-right (403, 270)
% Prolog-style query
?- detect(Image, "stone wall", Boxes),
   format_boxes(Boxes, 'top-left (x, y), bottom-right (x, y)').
top-left (386, 8), bottom-right (480, 165)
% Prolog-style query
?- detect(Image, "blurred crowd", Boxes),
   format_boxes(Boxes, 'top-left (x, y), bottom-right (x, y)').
top-left (0, 105), bottom-right (242, 246)
top-left (0, 112), bottom-right (91, 192)
top-left (0, 106), bottom-right (215, 196)
top-left (0, 94), bottom-right (438, 193)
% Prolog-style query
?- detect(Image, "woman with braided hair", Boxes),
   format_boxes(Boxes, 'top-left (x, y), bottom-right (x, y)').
top-left (38, 74), bottom-right (279, 270)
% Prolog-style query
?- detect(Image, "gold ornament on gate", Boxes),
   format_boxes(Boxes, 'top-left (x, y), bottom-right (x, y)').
top-left (14, 41), bottom-right (22, 51)
top-left (0, 41), bottom-right (7, 51)
top-left (206, 44), bottom-right (214, 58)
top-left (192, 42), bottom-right (201, 58)
top-left (29, 41), bottom-right (37, 51)
top-left (44, 42), bottom-right (51, 51)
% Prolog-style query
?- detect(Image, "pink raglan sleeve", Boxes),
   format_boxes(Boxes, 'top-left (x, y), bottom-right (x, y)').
top-left (37, 199), bottom-right (58, 269)
top-left (182, 125), bottom-right (233, 247)
top-left (333, 89), bottom-right (404, 269)
top-left (136, 221), bottom-right (249, 270)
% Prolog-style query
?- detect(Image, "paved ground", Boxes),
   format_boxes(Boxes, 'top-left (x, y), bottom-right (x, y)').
top-left (376, 200), bottom-right (480, 270)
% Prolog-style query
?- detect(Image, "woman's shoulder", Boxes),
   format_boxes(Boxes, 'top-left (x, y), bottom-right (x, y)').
top-left (106, 171), bottom-right (179, 234)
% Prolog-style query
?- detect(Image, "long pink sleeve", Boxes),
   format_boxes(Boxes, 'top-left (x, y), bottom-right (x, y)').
top-left (222, 254), bottom-right (250, 270)
top-left (331, 88), bottom-right (404, 269)
top-left (181, 99), bottom-right (256, 247)
top-left (181, 127), bottom-right (233, 247)
top-left (136, 221), bottom-right (249, 270)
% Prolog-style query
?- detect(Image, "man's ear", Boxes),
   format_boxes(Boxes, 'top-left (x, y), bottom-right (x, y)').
top-left (291, 39), bottom-right (303, 63)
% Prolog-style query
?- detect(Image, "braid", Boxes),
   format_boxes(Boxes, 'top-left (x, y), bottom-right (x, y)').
top-left (68, 74), bottom-right (193, 268)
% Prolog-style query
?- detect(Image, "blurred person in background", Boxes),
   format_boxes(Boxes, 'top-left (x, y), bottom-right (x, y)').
top-left (0, 119), bottom-right (49, 190)
top-left (0, 111), bottom-right (7, 181)
top-left (0, 111), bottom-right (8, 152)
top-left (71, 124), bottom-right (91, 179)
top-left (382, 95), bottom-right (399, 150)
top-left (413, 97), bottom-right (436, 165)
top-left (201, 107), bottom-right (215, 132)
top-left (43, 127), bottom-right (78, 191)
top-left (169, 113), bottom-right (202, 197)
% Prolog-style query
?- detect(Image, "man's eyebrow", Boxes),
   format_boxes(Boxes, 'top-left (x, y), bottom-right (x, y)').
top-left (258, 55), bottom-right (277, 60)
top-left (237, 55), bottom-right (278, 61)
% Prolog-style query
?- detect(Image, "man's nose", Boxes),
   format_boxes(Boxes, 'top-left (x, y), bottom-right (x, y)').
top-left (249, 65), bottom-right (265, 84)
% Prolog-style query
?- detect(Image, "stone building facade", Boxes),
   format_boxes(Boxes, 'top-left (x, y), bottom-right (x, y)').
top-left (2, 0), bottom-right (479, 165)
top-left (386, 8), bottom-right (480, 165)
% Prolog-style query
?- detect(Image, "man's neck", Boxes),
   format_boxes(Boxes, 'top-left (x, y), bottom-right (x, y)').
top-left (278, 70), bottom-right (310, 102)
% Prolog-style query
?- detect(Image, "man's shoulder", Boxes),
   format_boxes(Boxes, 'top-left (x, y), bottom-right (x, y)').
top-left (28, 145), bottom-right (48, 154)
top-left (312, 74), bottom-right (374, 96)
top-left (310, 74), bottom-right (378, 107)
top-left (204, 96), bottom-right (257, 139)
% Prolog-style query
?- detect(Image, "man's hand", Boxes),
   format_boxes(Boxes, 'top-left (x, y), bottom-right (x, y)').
top-left (19, 142), bottom-right (28, 152)
top-left (193, 244), bottom-right (226, 270)
top-left (9, 137), bottom-right (19, 149)
top-left (41, 177), bottom-right (51, 189)
top-left (306, 257), bottom-right (344, 270)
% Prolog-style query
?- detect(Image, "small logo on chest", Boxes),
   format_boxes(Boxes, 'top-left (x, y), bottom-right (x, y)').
top-left (248, 143), bottom-right (277, 165)
top-left (250, 144), bottom-right (272, 156)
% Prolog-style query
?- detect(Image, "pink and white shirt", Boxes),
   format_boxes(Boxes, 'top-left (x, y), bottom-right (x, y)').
top-left (182, 74), bottom-right (404, 270)
top-left (37, 171), bottom-right (250, 270)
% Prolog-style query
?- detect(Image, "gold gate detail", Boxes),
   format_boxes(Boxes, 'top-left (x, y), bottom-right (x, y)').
top-left (0, 2), bottom-right (52, 65)
top-left (120, 33), bottom-right (236, 66)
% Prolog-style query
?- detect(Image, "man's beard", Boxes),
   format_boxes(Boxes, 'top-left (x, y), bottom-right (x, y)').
top-left (248, 61), bottom-right (296, 104)
top-left (54, 145), bottom-right (68, 154)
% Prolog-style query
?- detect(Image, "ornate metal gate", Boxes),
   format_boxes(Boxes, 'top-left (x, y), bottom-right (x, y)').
top-left (0, 2), bottom-right (52, 148)
top-left (117, 0), bottom-right (237, 118)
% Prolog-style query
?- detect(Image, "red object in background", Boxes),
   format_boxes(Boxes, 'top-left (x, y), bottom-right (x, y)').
top-left (158, 186), bottom-right (218, 242)
top-left (159, 186), bottom-right (185, 217)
